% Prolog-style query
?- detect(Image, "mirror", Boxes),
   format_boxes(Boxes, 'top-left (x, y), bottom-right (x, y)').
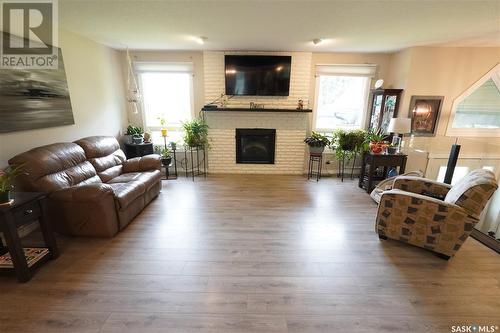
top-left (447, 63), bottom-right (500, 137)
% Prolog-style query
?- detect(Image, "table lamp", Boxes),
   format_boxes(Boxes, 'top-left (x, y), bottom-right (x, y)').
top-left (388, 117), bottom-right (411, 153)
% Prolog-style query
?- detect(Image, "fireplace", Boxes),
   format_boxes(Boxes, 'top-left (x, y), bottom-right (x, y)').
top-left (236, 128), bottom-right (276, 164)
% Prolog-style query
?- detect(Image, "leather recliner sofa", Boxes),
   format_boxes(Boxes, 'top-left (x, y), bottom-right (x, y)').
top-left (9, 136), bottom-right (161, 237)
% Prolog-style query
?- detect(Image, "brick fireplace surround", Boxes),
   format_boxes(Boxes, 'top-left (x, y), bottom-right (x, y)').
top-left (205, 111), bottom-right (309, 174)
top-left (202, 51), bottom-right (312, 174)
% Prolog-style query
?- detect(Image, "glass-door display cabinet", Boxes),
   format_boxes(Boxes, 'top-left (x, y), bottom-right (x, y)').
top-left (367, 89), bottom-right (403, 133)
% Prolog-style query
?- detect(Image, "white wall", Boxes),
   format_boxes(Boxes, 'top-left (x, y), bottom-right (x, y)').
top-left (0, 29), bottom-right (127, 167)
top-left (386, 46), bottom-right (500, 164)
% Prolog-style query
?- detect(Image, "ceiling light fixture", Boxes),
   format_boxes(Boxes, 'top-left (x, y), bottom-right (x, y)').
top-left (312, 38), bottom-right (323, 45)
top-left (196, 36), bottom-right (208, 45)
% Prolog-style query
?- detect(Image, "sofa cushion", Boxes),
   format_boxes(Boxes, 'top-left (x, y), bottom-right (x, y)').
top-left (75, 136), bottom-right (126, 183)
top-left (109, 181), bottom-right (146, 209)
top-left (9, 142), bottom-right (101, 192)
top-left (107, 170), bottom-right (161, 190)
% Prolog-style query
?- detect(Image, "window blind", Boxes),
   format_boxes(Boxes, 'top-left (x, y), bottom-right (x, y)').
top-left (134, 62), bottom-right (194, 73)
top-left (315, 64), bottom-right (377, 77)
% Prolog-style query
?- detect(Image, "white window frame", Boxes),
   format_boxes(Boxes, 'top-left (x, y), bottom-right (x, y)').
top-left (446, 63), bottom-right (500, 138)
top-left (313, 64), bottom-right (375, 132)
top-left (135, 62), bottom-right (195, 132)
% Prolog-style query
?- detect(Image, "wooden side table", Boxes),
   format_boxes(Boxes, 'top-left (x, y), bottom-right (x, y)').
top-left (358, 152), bottom-right (407, 193)
top-left (0, 192), bottom-right (59, 282)
top-left (124, 142), bottom-right (154, 159)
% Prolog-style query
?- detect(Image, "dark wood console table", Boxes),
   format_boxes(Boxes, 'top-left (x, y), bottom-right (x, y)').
top-left (124, 142), bottom-right (154, 159)
top-left (0, 192), bottom-right (59, 282)
top-left (358, 152), bottom-right (407, 193)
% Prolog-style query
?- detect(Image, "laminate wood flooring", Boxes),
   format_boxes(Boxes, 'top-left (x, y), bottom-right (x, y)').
top-left (0, 175), bottom-right (498, 333)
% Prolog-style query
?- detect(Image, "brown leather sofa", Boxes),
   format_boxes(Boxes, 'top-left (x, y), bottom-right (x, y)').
top-left (9, 136), bottom-right (161, 237)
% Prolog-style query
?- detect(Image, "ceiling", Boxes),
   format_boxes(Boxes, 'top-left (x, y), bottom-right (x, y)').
top-left (59, 0), bottom-right (500, 52)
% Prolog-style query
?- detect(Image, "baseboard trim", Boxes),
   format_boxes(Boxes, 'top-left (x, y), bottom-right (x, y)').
top-left (471, 229), bottom-right (500, 254)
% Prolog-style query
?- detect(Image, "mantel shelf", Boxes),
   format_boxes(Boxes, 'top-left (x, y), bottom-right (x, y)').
top-left (202, 107), bottom-right (312, 113)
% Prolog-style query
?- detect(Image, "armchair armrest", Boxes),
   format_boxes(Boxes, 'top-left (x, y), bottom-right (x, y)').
top-left (376, 189), bottom-right (477, 257)
top-left (392, 176), bottom-right (452, 199)
top-left (122, 154), bottom-right (161, 173)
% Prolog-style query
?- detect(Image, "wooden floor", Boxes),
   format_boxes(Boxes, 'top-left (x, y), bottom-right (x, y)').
top-left (0, 175), bottom-right (499, 333)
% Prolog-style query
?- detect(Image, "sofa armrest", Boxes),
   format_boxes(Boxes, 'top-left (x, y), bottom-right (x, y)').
top-left (122, 154), bottom-right (161, 173)
top-left (376, 189), bottom-right (476, 256)
top-left (50, 183), bottom-right (114, 202)
top-left (392, 176), bottom-right (452, 199)
top-left (47, 184), bottom-right (119, 237)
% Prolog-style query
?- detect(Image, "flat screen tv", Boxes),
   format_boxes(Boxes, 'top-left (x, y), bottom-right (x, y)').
top-left (225, 55), bottom-right (291, 96)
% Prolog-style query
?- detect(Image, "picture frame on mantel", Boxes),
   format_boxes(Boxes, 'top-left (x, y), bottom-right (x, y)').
top-left (408, 95), bottom-right (444, 136)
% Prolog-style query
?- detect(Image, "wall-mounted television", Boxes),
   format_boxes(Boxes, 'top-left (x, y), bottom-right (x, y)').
top-left (225, 55), bottom-right (291, 96)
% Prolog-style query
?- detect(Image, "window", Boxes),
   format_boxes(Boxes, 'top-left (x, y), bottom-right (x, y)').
top-left (140, 72), bottom-right (193, 128)
top-left (313, 64), bottom-right (375, 131)
top-left (135, 62), bottom-right (194, 143)
top-left (437, 166), bottom-right (470, 185)
top-left (446, 63), bottom-right (500, 137)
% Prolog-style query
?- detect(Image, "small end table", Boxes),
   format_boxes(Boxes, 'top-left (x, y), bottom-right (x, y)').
top-left (124, 142), bottom-right (154, 159)
top-left (0, 192), bottom-right (59, 282)
top-left (358, 152), bottom-right (407, 193)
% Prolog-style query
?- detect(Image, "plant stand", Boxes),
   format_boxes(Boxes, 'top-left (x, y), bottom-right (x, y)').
top-left (307, 153), bottom-right (322, 181)
top-left (184, 146), bottom-right (207, 181)
top-left (162, 149), bottom-right (178, 180)
top-left (337, 151), bottom-right (358, 182)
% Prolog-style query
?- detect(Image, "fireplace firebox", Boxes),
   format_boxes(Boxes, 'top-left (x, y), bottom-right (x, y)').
top-left (236, 128), bottom-right (276, 164)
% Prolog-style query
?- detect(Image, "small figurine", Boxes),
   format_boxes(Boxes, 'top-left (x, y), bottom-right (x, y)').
top-left (297, 99), bottom-right (304, 110)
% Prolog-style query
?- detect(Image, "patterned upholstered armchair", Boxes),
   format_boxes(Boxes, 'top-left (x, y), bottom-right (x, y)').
top-left (375, 169), bottom-right (498, 259)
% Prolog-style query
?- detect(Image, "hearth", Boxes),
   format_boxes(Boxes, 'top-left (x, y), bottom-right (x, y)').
top-left (236, 128), bottom-right (276, 164)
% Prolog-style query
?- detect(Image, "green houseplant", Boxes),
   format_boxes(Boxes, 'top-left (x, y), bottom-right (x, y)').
top-left (331, 129), bottom-right (366, 161)
top-left (0, 164), bottom-right (24, 204)
top-left (124, 125), bottom-right (144, 144)
top-left (304, 131), bottom-right (330, 154)
top-left (154, 145), bottom-right (172, 167)
top-left (365, 128), bottom-right (389, 154)
top-left (183, 118), bottom-right (209, 148)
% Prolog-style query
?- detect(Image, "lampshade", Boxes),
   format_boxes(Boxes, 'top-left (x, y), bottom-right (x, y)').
top-left (388, 117), bottom-right (411, 134)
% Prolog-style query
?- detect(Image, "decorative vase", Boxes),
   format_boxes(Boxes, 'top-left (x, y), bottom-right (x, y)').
top-left (161, 157), bottom-right (172, 167)
top-left (132, 135), bottom-right (144, 144)
top-left (309, 146), bottom-right (325, 154)
top-left (123, 134), bottom-right (133, 144)
top-left (369, 141), bottom-right (388, 154)
top-left (387, 146), bottom-right (398, 155)
top-left (0, 190), bottom-right (11, 204)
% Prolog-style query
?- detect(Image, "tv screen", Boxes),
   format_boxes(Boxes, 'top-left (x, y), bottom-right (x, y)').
top-left (225, 55), bottom-right (291, 96)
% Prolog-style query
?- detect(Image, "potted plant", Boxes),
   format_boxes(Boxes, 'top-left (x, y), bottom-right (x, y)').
top-left (0, 164), bottom-right (24, 204)
top-left (365, 128), bottom-right (389, 154)
top-left (124, 125), bottom-right (144, 144)
top-left (183, 118), bottom-right (209, 148)
top-left (331, 129), bottom-right (366, 161)
top-left (158, 116), bottom-right (168, 137)
top-left (132, 134), bottom-right (143, 144)
top-left (169, 141), bottom-right (177, 150)
top-left (154, 145), bottom-right (172, 167)
top-left (304, 131), bottom-right (330, 154)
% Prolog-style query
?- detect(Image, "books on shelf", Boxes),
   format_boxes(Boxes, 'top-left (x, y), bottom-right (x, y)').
top-left (0, 247), bottom-right (49, 268)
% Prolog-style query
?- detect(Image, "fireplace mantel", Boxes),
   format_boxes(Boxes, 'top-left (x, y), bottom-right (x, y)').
top-left (202, 107), bottom-right (312, 113)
